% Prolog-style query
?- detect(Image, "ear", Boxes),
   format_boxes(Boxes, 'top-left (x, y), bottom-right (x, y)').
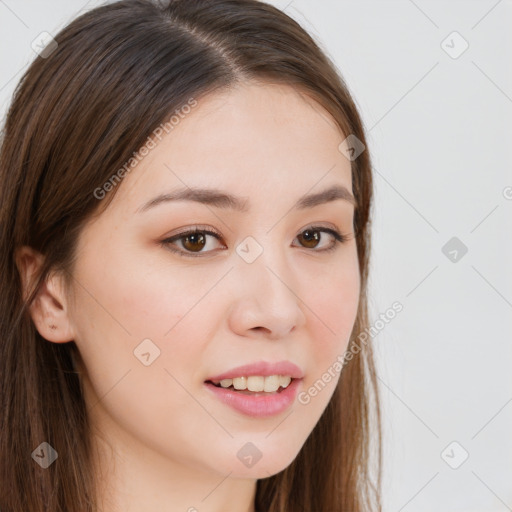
top-left (15, 246), bottom-right (75, 343)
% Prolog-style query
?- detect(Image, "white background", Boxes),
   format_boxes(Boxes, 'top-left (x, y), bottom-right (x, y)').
top-left (1, 1), bottom-right (511, 510)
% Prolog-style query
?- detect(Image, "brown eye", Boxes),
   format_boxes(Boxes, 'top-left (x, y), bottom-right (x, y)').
top-left (161, 227), bottom-right (225, 257)
top-left (181, 232), bottom-right (207, 252)
top-left (297, 229), bottom-right (321, 249)
top-left (293, 226), bottom-right (347, 252)
top-left (162, 225), bottom-right (347, 259)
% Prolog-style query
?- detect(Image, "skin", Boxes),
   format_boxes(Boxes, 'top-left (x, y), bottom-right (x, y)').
top-left (17, 81), bottom-right (360, 512)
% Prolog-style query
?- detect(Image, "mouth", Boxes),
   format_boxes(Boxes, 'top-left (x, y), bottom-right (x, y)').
top-left (203, 376), bottom-right (303, 417)
top-left (203, 361), bottom-right (304, 416)
top-left (205, 375), bottom-right (296, 395)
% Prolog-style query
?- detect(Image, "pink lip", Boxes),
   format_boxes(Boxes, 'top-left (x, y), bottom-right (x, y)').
top-left (205, 360), bottom-right (304, 382)
top-left (204, 378), bottom-right (302, 418)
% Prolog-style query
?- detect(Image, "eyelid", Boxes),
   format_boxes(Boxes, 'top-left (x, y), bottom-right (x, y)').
top-left (166, 224), bottom-right (223, 239)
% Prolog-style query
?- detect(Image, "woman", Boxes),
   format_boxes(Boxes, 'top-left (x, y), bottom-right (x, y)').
top-left (0, 0), bottom-right (381, 510)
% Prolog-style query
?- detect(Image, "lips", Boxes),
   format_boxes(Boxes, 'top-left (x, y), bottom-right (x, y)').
top-left (205, 360), bottom-right (304, 382)
top-left (204, 375), bottom-right (303, 417)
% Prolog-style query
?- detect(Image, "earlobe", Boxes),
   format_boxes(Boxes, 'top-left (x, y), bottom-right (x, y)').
top-left (15, 246), bottom-right (75, 343)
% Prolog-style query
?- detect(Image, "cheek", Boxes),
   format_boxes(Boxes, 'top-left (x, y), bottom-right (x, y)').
top-left (307, 255), bottom-right (361, 348)
top-left (114, 264), bottom-right (219, 366)
top-left (79, 252), bottom-right (205, 341)
top-left (298, 255), bottom-right (360, 406)
top-left (72, 254), bottom-right (220, 395)
top-left (69, 262), bottom-right (219, 467)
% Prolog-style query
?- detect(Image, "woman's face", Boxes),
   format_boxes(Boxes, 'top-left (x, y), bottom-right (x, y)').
top-left (68, 81), bottom-right (360, 480)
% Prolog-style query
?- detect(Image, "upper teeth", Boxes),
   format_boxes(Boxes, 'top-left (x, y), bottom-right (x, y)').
top-left (216, 375), bottom-right (292, 392)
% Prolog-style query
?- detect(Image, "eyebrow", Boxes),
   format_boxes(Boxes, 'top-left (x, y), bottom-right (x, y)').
top-left (136, 184), bottom-right (356, 213)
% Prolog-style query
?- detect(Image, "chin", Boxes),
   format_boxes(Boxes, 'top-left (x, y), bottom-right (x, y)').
top-left (217, 444), bottom-right (302, 480)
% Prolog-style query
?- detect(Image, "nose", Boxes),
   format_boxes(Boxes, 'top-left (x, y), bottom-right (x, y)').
top-left (227, 250), bottom-right (307, 340)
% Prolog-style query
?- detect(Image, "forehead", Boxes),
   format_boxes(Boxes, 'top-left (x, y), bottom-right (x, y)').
top-left (102, 81), bottom-right (353, 218)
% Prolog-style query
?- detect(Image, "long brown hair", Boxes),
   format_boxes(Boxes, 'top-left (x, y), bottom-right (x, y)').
top-left (0, 1), bottom-right (381, 510)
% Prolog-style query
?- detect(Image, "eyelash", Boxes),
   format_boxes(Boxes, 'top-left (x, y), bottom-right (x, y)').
top-left (160, 224), bottom-right (350, 258)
